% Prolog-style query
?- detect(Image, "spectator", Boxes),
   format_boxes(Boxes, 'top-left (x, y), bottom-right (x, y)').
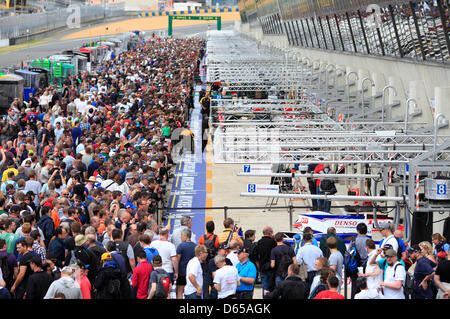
top-left (309, 267), bottom-right (335, 299)
top-left (111, 228), bottom-right (135, 277)
top-left (394, 229), bottom-right (407, 261)
top-left (308, 257), bottom-right (329, 298)
top-left (358, 239), bottom-right (382, 293)
top-left (184, 244), bottom-right (208, 299)
top-left (175, 228), bottom-right (196, 299)
top-left (377, 222), bottom-right (399, 256)
top-left (44, 266), bottom-right (82, 299)
top-left (313, 275), bottom-right (345, 299)
top-left (270, 232), bottom-right (297, 287)
top-left (0, 238), bottom-right (17, 291)
top-left (171, 215), bottom-right (196, 249)
top-left (0, 218), bottom-right (19, 254)
top-left (0, 35), bottom-right (206, 300)
top-left (226, 240), bottom-right (241, 267)
top-left (354, 276), bottom-right (384, 299)
top-left (131, 250), bottom-right (153, 299)
top-left (296, 233), bottom-right (323, 290)
top-left (212, 254), bottom-right (240, 300)
top-left (327, 236), bottom-right (344, 293)
top-left (198, 220), bottom-right (220, 298)
top-left (355, 223), bottom-right (369, 269)
top-left (377, 248), bottom-right (406, 299)
top-left (319, 227), bottom-right (346, 258)
top-left (150, 227), bottom-right (178, 283)
top-left (409, 244), bottom-right (435, 299)
top-left (94, 252), bottom-right (127, 299)
top-left (73, 263), bottom-right (91, 299)
top-left (432, 233), bottom-right (449, 260)
top-left (207, 244), bottom-right (233, 299)
top-left (198, 220), bottom-right (220, 263)
top-left (11, 238), bottom-right (35, 299)
top-left (148, 254), bottom-right (172, 299)
top-left (266, 263), bottom-right (307, 299)
top-left (235, 247), bottom-right (257, 299)
top-left (25, 255), bottom-right (53, 299)
top-left (255, 226), bottom-right (276, 298)
top-left (47, 226), bottom-right (67, 268)
top-left (217, 218), bottom-right (243, 247)
top-left (434, 248), bottom-right (450, 299)
top-left (243, 229), bottom-right (258, 265)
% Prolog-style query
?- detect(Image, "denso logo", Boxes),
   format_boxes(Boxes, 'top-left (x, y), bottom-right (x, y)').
top-left (301, 218), bottom-right (308, 224)
top-left (334, 220), bottom-right (357, 226)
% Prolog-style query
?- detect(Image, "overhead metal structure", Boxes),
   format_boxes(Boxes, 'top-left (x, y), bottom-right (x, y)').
top-left (205, 30), bottom-right (450, 243)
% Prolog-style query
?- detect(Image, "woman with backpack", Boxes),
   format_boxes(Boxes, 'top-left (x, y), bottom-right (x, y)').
top-left (432, 233), bottom-right (449, 261)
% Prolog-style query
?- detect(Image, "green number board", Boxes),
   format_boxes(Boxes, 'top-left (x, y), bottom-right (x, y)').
top-left (168, 15), bottom-right (221, 36)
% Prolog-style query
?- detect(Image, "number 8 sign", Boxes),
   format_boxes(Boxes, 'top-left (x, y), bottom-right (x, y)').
top-left (437, 184), bottom-right (446, 195)
top-left (247, 184), bottom-right (256, 193)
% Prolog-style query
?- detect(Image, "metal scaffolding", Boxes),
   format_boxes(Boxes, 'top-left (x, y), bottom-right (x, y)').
top-left (205, 30), bottom-right (450, 242)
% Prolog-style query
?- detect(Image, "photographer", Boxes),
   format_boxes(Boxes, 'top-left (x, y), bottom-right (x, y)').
top-left (217, 218), bottom-right (243, 247)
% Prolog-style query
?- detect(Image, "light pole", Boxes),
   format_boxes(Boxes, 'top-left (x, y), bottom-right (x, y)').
top-left (26, 29), bottom-right (30, 62)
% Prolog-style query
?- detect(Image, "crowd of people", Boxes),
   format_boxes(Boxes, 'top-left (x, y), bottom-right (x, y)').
top-left (0, 31), bottom-right (449, 301)
top-left (0, 34), bottom-right (206, 299)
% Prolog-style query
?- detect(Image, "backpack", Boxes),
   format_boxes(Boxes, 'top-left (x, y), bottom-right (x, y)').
top-left (0, 255), bottom-right (12, 288)
top-left (154, 270), bottom-right (170, 299)
top-left (310, 282), bottom-right (327, 299)
top-left (277, 245), bottom-right (293, 279)
top-left (73, 246), bottom-right (92, 268)
top-left (345, 240), bottom-right (360, 276)
top-left (293, 233), bottom-right (302, 255)
top-left (116, 241), bottom-right (132, 274)
top-left (143, 247), bottom-right (159, 263)
top-left (395, 237), bottom-right (404, 261)
top-left (202, 234), bottom-right (217, 262)
top-left (107, 277), bottom-right (121, 297)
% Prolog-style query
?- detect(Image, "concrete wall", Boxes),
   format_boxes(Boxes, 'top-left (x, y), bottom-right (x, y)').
top-left (237, 23), bottom-right (450, 132)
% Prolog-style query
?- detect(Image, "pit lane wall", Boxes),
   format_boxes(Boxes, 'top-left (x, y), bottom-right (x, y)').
top-left (236, 0), bottom-right (450, 133)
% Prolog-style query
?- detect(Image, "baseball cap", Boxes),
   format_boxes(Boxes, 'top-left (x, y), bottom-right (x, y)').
top-left (125, 202), bottom-right (136, 210)
top-left (385, 249), bottom-right (397, 257)
top-left (378, 221), bottom-right (391, 229)
top-left (237, 248), bottom-right (249, 254)
top-left (408, 244), bottom-right (421, 254)
top-left (217, 244), bottom-right (228, 251)
top-left (101, 252), bottom-right (113, 262)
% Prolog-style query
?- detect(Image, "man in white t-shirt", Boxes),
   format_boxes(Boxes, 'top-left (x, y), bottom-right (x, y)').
top-left (184, 244), bottom-right (208, 299)
top-left (379, 249), bottom-right (406, 299)
top-left (213, 254), bottom-right (240, 299)
top-left (150, 228), bottom-right (178, 282)
top-left (377, 221), bottom-right (398, 261)
top-left (226, 240), bottom-right (240, 266)
top-left (358, 239), bottom-right (382, 291)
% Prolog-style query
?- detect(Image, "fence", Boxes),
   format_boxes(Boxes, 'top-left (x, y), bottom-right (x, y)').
top-left (155, 204), bottom-right (396, 233)
top-left (0, 4), bottom-right (125, 40)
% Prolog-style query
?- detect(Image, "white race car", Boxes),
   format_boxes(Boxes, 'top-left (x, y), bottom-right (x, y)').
top-left (292, 211), bottom-right (393, 242)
